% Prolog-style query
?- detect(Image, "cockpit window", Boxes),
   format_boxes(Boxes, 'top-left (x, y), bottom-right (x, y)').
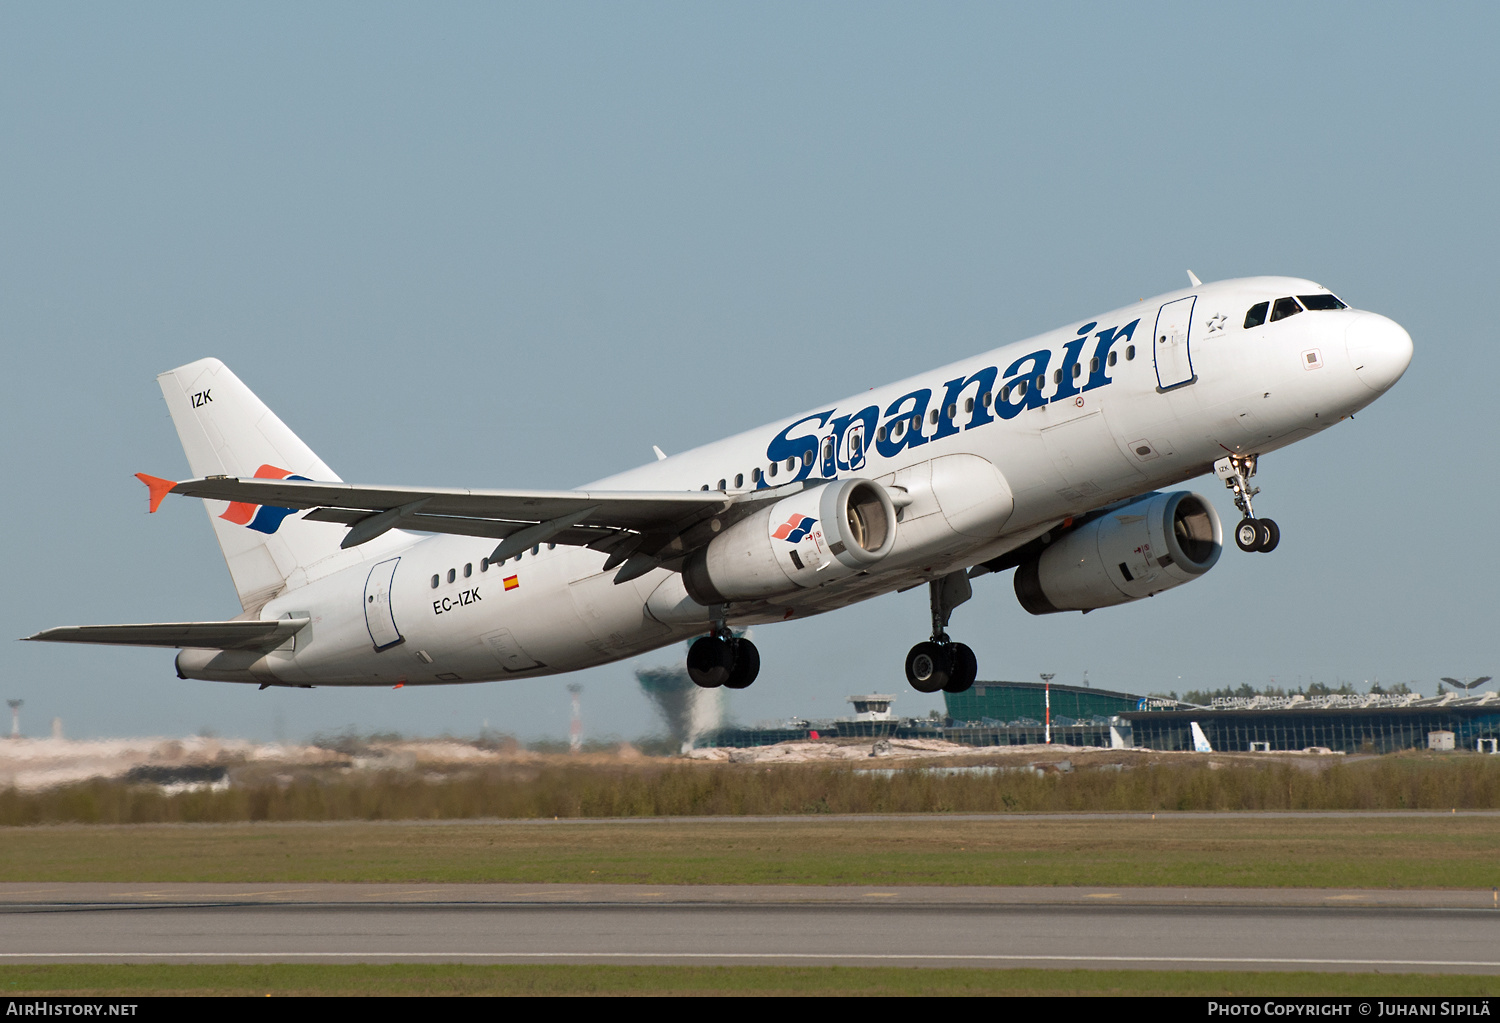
top-left (1270, 297), bottom-right (1303, 322)
top-left (1244, 302), bottom-right (1269, 329)
top-left (1297, 294), bottom-right (1347, 311)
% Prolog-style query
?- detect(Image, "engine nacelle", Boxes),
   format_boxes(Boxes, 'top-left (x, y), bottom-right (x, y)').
top-left (683, 478), bottom-right (898, 604)
top-left (1014, 491), bottom-right (1222, 615)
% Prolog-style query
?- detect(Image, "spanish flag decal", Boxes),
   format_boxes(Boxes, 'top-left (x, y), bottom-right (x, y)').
top-left (503, 575), bottom-right (519, 591)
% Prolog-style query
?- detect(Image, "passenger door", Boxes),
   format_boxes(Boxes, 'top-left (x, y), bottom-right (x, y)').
top-left (1153, 296), bottom-right (1197, 391)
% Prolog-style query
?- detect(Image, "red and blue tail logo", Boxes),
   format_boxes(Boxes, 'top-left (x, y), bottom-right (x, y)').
top-left (771, 514), bottom-right (817, 544)
top-left (219, 464), bottom-right (310, 534)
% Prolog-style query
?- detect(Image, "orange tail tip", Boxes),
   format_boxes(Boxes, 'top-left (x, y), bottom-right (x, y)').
top-left (134, 473), bottom-right (178, 514)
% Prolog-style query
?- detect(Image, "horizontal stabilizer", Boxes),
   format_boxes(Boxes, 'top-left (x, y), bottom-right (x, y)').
top-left (24, 618), bottom-right (309, 650)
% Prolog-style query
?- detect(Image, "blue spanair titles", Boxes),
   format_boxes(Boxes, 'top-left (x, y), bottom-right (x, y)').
top-left (761, 317), bottom-right (1140, 487)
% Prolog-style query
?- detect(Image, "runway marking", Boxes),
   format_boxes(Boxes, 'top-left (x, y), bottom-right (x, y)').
top-left (3, 952), bottom-right (1498, 969)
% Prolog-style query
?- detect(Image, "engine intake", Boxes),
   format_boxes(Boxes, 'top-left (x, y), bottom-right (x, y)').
top-left (683, 478), bottom-right (897, 605)
top-left (1014, 491), bottom-right (1222, 615)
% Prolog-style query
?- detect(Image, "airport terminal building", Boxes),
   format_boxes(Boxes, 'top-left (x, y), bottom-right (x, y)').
top-left (699, 682), bottom-right (1500, 754)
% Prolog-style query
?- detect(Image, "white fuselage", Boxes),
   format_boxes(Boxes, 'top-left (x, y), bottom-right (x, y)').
top-left (178, 276), bottom-right (1412, 687)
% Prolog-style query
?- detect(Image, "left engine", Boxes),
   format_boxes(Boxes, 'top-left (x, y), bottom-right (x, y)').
top-left (1013, 491), bottom-right (1223, 614)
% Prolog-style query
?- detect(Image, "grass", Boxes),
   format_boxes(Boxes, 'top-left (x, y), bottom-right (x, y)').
top-left (1, 964), bottom-right (1496, 997)
top-left (3, 815), bottom-right (1498, 888)
top-left (3, 754), bottom-right (1499, 826)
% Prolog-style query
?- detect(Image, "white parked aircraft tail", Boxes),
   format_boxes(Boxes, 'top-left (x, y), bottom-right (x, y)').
top-left (1190, 721), bottom-right (1214, 753)
top-left (153, 358), bottom-right (395, 613)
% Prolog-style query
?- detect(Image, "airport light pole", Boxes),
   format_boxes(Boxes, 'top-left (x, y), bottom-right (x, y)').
top-left (1040, 674), bottom-right (1055, 744)
top-left (567, 684), bottom-right (583, 754)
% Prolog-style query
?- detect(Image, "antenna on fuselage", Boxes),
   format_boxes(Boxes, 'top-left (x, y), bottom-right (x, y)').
top-left (1186, 270), bottom-right (1203, 287)
top-left (652, 445), bottom-right (668, 461)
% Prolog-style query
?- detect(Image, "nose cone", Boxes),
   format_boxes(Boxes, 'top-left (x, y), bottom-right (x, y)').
top-left (1345, 313), bottom-right (1413, 393)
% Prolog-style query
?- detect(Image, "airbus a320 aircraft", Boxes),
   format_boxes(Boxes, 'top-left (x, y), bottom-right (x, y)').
top-left (28, 276), bottom-right (1412, 695)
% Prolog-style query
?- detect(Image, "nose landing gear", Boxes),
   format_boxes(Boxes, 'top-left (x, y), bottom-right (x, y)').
top-left (904, 571), bottom-right (979, 694)
top-left (687, 608), bottom-right (760, 690)
top-left (1216, 454), bottom-right (1280, 553)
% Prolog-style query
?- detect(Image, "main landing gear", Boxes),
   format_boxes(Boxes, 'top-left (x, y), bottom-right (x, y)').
top-left (686, 608), bottom-right (760, 690)
top-left (905, 571), bottom-right (978, 695)
top-left (1215, 454), bottom-right (1280, 554)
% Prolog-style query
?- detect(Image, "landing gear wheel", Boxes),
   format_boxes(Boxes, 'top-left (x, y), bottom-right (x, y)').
top-left (943, 642), bottom-right (977, 694)
top-left (723, 638), bottom-right (760, 689)
top-left (686, 635), bottom-right (733, 688)
top-left (1235, 517), bottom-right (1261, 553)
top-left (1255, 518), bottom-right (1280, 553)
top-left (905, 641), bottom-right (952, 694)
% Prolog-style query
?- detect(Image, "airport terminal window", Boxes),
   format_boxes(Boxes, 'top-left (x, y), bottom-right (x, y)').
top-left (1298, 294), bottom-right (1347, 311)
top-left (1244, 301), bottom-right (1269, 329)
top-left (1270, 297), bottom-right (1303, 322)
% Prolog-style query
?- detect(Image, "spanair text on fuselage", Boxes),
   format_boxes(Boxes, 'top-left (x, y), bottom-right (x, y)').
top-left (167, 276), bottom-right (1409, 690)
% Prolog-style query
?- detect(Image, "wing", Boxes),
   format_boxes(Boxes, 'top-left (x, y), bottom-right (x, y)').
top-left (25, 618), bottom-right (309, 650)
top-left (165, 476), bottom-right (807, 582)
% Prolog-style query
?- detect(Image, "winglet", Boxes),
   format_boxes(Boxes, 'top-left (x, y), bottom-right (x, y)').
top-left (652, 445), bottom-right (668, 461)
top-left (1187, 269), bottom-right (1203, 287)
top-left (134, 473), bottom-right (178, 514)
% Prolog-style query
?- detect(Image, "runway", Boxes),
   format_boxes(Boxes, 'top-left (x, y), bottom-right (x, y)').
top-left (3, 884), bottom-right (1498, 973)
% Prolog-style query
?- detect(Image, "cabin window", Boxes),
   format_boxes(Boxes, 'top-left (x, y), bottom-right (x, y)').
top-left (700, 484), bottom-right (709, 491)
top-left (769, 462), bottom-right (778, 478)
top-left (1126, 345), bottom-right (1136, 360)
top-left (480, 559), bottom-right (489, 572)
top-left (1298, 294), bottom-right (1347, 311)
top-left (821, 442), bottom-right (832, 463)
top-left (548, 543), bottom-right (556, 550)
top-left (851, 433), bottom-right (863, 456)
top-left (876, 426), bottom-right (887, 442)
top-left (911, 414), bottom-right (922, 431)
top-left (964, 397), bottom-right (974, 413)
top-left (982, 391), bottom-right (992, 407)
top-left (532, 545), bottom-right (540, 556)
top-left (1108, 351), bottom-right (1118, 367)
top-left (1072, 363), bottom-right (1082, 379)
top-left (929, 409), bottom-right (939, 425)
top-left (1244, 301), bottom-right (1269, 329)
top-left (463, 563), bottom-right (472, 578)
top-left (892, 420), bottom-right (905, 439)
top-left (1052, 369), bottom-right (1062, 384)
top-left (1089, 357), bottom-right (1099, 374)
top-left (1016, 379), bottom-right (1027, 397)
top-left (752, 467), bottom-right (762, 483)
top-left (946, 403), bottom-right (957, 419)
top-left (431, 574), bottom-right (439, 588)
top-left (717, 478), bottom-right (726, 491)
top-left (447, 568), bottom-right (456, 583)
top-left (734, 473), bottom-right (744, 488)
top-left (1000, 385), bottom-right (1011, 401)
top-left (1270, 296), bottom-right (1303, 322)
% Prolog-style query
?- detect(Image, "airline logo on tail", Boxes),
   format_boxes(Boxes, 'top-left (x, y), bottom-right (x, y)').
top-left (772, 514), bottom-right (818, 543)
top-left (218, 465), bottom-right (310, 534)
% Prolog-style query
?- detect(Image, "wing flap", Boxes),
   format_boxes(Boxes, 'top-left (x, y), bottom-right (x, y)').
top-left (25, 618), bottom-right (310, 651)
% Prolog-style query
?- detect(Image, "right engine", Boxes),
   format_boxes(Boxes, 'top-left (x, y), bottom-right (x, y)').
top-left (1013, 491), bottom-right (1222, 614)
top-left (682, 477), bottom-right (898, 605)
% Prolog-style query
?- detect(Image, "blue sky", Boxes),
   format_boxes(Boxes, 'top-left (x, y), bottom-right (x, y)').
top-left (2, 3), bottom-right (1495, 742)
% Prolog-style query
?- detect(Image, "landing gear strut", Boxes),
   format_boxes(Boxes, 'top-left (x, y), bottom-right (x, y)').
top-left (1215, 454), bottom-right (1280, 554)
top-left (904, 572), bottom-right (978, 695)
top-left (686, 607), bottom-right (760, 690)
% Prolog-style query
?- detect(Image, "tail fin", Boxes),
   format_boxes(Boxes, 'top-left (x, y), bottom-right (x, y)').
top-left (156, 358), bottom-right (389, 613)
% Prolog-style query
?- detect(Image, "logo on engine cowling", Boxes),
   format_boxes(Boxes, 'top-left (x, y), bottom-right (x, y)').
top-left (772, 514), bottom-right (818, 543)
